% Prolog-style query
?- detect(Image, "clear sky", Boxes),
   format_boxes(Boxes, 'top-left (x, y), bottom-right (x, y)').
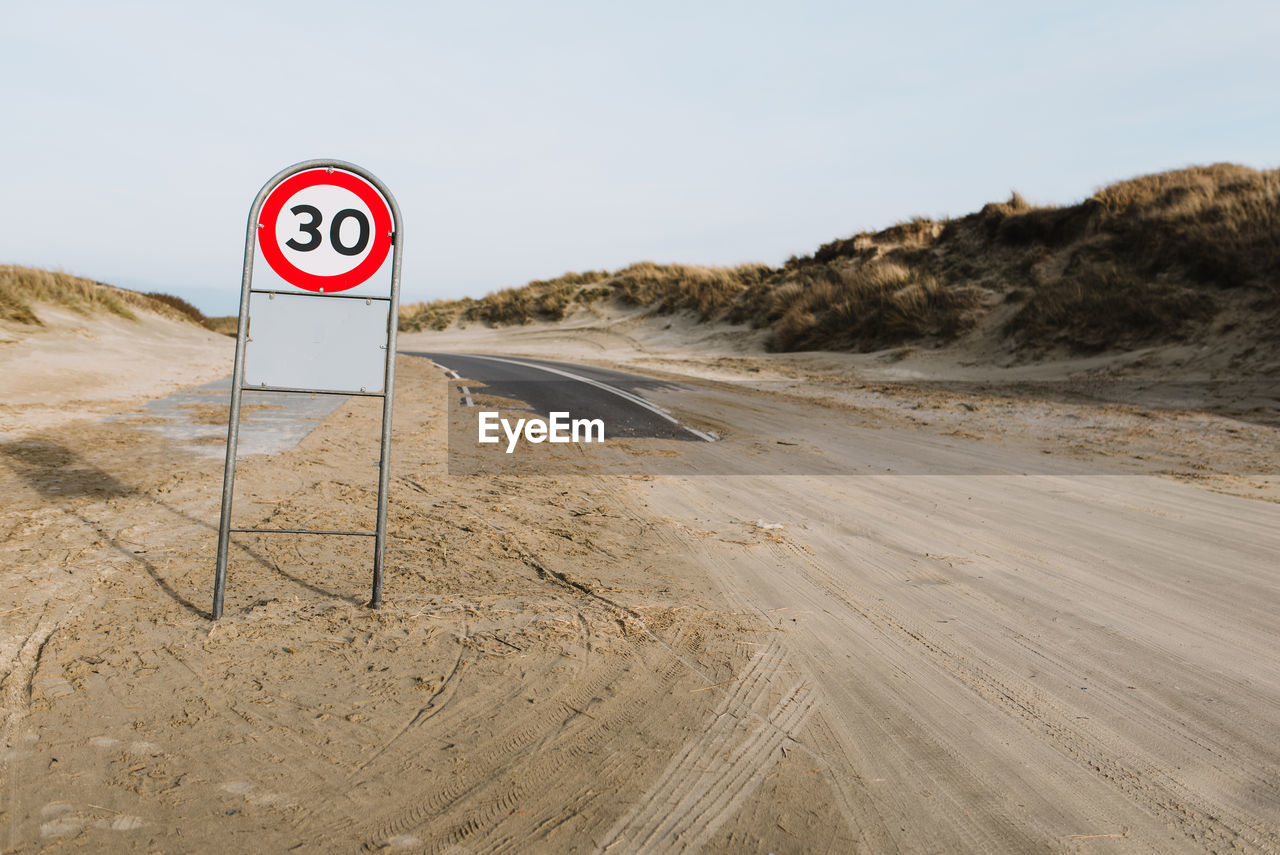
top-left (3, 0), bottom-right (1277, 315)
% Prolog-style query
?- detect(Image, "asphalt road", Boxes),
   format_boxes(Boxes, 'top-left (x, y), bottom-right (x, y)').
top-left (407, 351), bottom-right (713, 441)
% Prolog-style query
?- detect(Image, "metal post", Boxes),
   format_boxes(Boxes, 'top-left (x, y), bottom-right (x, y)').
top-left (213, 174), bottom-right (275, 620)
top-left (370, 176), bottom-right (403, 609)
top-left (213, 159), bottom-right (403, 619)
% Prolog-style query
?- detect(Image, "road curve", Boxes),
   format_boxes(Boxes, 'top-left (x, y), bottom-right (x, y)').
top-left (405, 351), bottom-right (714, 441)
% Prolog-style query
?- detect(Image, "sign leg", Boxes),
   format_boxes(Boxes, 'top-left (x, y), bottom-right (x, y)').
top-left (213, 223), bottom-right (256, 620)
top-left (213, 381), bottom-right (244, 620)
top-left (370, 323), bottom-right (399, 609)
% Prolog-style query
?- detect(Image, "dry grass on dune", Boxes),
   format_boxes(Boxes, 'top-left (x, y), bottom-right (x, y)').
top-left (141, 291), bottom-right (209, 325)
top-left (608, 262), bottom-right (773, 319)
top-left (0, 265), bottom-right (216, 330)
top-left (762, 163), bottom-right (1278, 354)
top-left (468, 270), bottom-right (610, 325)
top-left (398, 271), bottom-right (610, 331)
top-left (202, 315), bottom-right (241, 337)
top-left (399, 264), bottom-right (771, 331)
top-left (769, 163), bottom-right (1279, 353)
top-left (1086, 163), bottom-right (1280, 291)
top-left (2, 266), bottom-right (140, 324)
top-left (762, 262), bottom-right (984, 352)
top-left (998, 164), bottom-right (1276, 351)
top-left (399, 163), bottom-right (1279, 358)
top-left (396, 301), bottom-right (466, 333)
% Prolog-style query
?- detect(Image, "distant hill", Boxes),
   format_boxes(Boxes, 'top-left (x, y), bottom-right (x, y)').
top-left (400, 163), bottom-right (1279, 363)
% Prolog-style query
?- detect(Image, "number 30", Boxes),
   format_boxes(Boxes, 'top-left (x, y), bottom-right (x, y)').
top-left (285, 204), bottom-right (370, 256)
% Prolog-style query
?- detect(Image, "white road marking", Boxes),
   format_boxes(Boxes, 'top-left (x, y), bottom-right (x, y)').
top-left (433, 362), bottom-right (474, 407)
top-left (452, 354), bottom-right (716, 441)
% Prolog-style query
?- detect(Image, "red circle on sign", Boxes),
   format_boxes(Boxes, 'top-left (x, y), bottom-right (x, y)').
top-left (258, 168), bottom-right (393, 293)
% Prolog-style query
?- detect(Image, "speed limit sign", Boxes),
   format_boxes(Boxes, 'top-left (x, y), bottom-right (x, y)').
top-left (257, 168), bottom-right (395, 292)
top-left (214, 159), bottom-right (404, 621)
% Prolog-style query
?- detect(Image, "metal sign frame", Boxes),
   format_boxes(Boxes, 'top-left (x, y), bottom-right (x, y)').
top-left (212, 159), bottom-right (403, 620)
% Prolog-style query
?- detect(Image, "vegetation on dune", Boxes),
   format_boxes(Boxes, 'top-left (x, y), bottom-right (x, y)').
top-left (143, 291), bottom-right (208, 326)
top-left (1, 266), bottom-right (145, 324)
top-left (399, 264), bottom-right (772, 331)
top-left (396, 163), bottom-right (1280, 357)
top-left (202, 315), bottom-right (241, 337)
top-left (753, 262), bottom-right (984, 352)
top-left (0, 265), bottom-right (221, 330)
top-left (774, 163), bottom-right (1277, 353)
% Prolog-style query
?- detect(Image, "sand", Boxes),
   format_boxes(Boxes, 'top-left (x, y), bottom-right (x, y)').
top-left (0, 307), bottom-right (233, 435)
top-left (2, 300), bottom-right (1279, 852)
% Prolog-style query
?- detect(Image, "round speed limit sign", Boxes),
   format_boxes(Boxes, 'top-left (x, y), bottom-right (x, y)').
top-left (257, 168), bottom-right (394, 292)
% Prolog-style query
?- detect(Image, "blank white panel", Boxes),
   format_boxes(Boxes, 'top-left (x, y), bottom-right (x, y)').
top-left (244, 292), bottom-right (389, 393)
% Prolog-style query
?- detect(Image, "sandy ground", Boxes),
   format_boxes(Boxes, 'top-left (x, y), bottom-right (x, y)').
top-left (3, 301), bottom-right (1279, 852)
top-left (0, 308), bottom-right (233, 435)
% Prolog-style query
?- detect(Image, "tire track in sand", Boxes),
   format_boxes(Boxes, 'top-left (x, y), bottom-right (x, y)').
top-left (358, 648), bottom-right (690, 853)
top-left (595, 640), bottom-right (815, 854)
top-left (1, 603), bottom-right (82, 751)
top-left (767, 537), bottom-right (1280, 853)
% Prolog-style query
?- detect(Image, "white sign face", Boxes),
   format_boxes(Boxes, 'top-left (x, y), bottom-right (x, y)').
top-left (273, 183), bottom-right (378, 277)
top-left (243, 292), bottom-right (389, 393)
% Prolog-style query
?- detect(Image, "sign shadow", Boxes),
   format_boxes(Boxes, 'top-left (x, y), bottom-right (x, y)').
top-left (0, 438), bottom-right (365, 619)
